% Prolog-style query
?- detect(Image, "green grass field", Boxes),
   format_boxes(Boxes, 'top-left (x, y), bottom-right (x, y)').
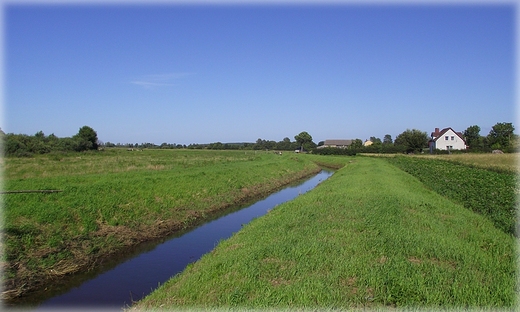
top-left (134, 157), bottom-right (516, 310)
top-left (385, 156), bottom-right (517, 236)
top-left (3, 149), bottom-right (346, 300)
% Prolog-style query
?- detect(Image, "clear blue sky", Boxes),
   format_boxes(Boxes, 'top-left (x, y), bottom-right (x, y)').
top-left (4, 2), bottom-right (517, 145)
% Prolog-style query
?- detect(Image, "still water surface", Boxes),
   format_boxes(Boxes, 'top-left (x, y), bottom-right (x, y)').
top-left (27, 170), bottom-right (333, 311)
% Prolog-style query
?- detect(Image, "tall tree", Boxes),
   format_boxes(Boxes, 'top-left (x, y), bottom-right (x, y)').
top-left (351, 139), bottom-right (363, 149)
top-left (74, 126), bottom-right (99, 151)
top-left (294, 131), bottom-right (314, 151)
top-left (463, 125), bottom-right (482, 150)
top-left (383, 134), bottom-right (393, 145)
top-left (276, 137), bottom-right (292, 150)
top-left (394, 129), bottom-right (428, 153)
top-left (369, 136), bottom-right (382, 145)
top-left (487, 122), bottom-right (515, 150)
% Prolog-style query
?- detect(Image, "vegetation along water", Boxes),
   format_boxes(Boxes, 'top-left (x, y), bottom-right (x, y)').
top-left (3, 149), bottom-right (343, 301)
top-left (133, 156), bottom-right (516, 310)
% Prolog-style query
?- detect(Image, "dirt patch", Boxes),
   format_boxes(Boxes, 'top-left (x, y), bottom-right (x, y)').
top-left (261, 257), bottom-right (296, 272)
top-left (339, 277), bottom-right (359, 296)
top-left (430, 257), bottom-right (457, 270)
top-left (408, 256), bottom-right (457, 270)
top-left (270, 277), bottom-right (291, 287)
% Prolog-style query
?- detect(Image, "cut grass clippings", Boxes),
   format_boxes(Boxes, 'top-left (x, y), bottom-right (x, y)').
top-left (133, 157), bottom-right (516, 310)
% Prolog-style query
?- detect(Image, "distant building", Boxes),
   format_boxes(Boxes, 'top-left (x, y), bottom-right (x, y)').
top-left (317, 139), bottom-right (353, 149)
top-left (363, 140), bottom-right (373, 147)
top-left (430, 127), bottom-right (467, 151)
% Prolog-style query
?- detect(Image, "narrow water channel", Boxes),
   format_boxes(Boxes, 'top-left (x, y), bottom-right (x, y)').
top-left (21, 170), bottom-right (333, 311)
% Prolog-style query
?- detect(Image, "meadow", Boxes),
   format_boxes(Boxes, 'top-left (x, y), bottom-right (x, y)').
top-left (134, 156), bottom-right (516, 310)
top-left (3, 149), bottom-right (346, 300)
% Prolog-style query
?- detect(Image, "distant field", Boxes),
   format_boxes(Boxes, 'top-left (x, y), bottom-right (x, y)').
top-left (134, 157), bottom-right (516, 309)
top-left (3, 149), bottom-right (348, 300)
top-left (3, 148), bottom-right (268, 179)
top-left (362, 152), bottom-right (518, 173)
top-left (419, 153), bottom-right (518, 173)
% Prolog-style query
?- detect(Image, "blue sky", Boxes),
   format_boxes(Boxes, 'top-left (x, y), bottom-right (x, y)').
top-left (3, 2), bottom-right (517, 145)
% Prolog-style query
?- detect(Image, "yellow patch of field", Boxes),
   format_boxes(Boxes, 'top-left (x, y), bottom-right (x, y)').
top-left (363, 152), bottom-right (519, 172)
top-left (419, 153), bottom-right (519, 173)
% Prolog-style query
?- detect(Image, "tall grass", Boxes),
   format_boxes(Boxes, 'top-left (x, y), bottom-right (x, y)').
top-left (3, 149), bottom-right (265, 179)
top-left (417, 153), bottom-right (519, 173)
top-left (134, 157), bottom-right (516, 310)
top-left (3, 149), bottom-right (332, 300)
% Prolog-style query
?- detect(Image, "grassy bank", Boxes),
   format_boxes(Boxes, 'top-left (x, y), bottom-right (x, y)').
top-left (384, 156), bottom-right (518, 236)
top-left (2, 149), bottom-right (347, 300)
top-left (134, 157), bottom-right (516, 310)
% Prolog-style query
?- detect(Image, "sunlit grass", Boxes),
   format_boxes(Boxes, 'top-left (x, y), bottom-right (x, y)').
top-left (417, 153), bottom-right (519, 173)
top-left (134, 157), bottom-right (516, 309)
top-left (363, 152), bottom-right (518, 173)
top-left (385, 156), bottom-right (517, 235)
top-left (4, 149), bottom-right (344, 300)
top-left (3, 149), bottom-right (264, 179)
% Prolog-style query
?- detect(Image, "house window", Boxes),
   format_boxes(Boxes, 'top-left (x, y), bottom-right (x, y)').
top-left (445, 136), bottom-right (449, 140)
top-left (451, 136), bottom-right (454, 140)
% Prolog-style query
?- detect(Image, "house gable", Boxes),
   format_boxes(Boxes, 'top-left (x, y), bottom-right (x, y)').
top-left (431, 127), bottom-right (467, 150)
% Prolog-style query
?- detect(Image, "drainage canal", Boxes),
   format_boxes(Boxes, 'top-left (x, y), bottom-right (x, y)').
top-left (18, 170), bottom-right (333, 311)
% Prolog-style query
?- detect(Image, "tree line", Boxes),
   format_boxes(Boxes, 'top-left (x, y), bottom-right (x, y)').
top-left (3, 126), bottom-right (99, 157)
top-left (2, 122), bottom-right (517, 157)
top-left (333, 122), bottom-right (517, 155)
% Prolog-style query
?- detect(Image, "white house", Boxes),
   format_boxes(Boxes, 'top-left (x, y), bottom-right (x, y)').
top-left (430, 127), bottom-right (467, 151)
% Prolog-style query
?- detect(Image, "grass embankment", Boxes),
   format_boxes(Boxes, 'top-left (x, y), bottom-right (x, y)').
top-left (3, 149), bottom-right (344, 300)
top-left (134, 157), bottom-right (516, 310)
top-left (385, 156), bottom-right (518, 236)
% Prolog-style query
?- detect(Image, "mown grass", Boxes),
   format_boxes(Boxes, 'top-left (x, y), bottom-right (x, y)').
top-left (133, 157), bottom-right (516, 310)
top-left (3, 149), bottom-right (347, 300)
top-left (385, 156), bottom-right (518, 236)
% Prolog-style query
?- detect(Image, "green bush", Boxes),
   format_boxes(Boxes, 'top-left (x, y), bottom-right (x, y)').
top-left (5, 126), bottom-right (99, 157)
top-left (311, 147), bottom-right (356, 156)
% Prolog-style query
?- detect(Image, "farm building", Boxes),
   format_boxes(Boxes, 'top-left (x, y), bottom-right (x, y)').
top-left (317, 139), bottom-right (353, 149)
top-left (430, 127), bottom-right (467, 151)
